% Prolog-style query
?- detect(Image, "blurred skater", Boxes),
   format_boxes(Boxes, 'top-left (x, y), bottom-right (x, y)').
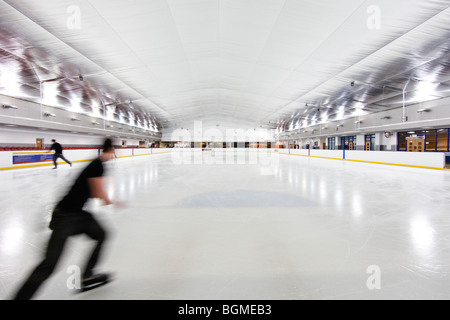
top-left (14, 139), bottom-right (122, 300)
top-left (48, 139), bottom-right (72, 169)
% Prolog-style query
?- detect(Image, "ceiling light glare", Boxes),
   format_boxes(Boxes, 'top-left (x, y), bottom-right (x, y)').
top-left (91, 100), bottom-right (101, 118)
top-left (414, 81), bottom-right (439, 102)
top-left (70, 96), bottom-right (83, 114)
top-left (0, 60), bottom-right (22, 96)
top-left (43, 81), bottom-right (59, 106)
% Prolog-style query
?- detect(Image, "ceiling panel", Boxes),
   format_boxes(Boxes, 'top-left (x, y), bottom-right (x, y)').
top-left (0, 0), bottom-right (448, 134)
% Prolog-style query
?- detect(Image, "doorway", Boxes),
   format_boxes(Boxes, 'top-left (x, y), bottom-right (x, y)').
top-left (36, 138), bottom-right (44, 149)
top-left (407, 138), bottom-right (425, 152)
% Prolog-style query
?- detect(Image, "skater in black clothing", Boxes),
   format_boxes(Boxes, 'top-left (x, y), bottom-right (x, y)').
top-left (48, 139), bottom-right (72, 169)
top-left (14, 139), bottom-right (122, 300)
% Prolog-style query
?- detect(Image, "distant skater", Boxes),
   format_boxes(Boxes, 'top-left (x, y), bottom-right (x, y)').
top-left (48, 139), bottom-right (72, 169)
top-left (14, 139), bottom-right (122, 300)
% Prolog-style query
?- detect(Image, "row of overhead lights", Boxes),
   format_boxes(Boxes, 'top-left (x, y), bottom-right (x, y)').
top-left (2, 69), bottom-right (160, 131)
top-left (279, 81), bottom-right (360, 132)
top-left (278, 107), bottom-right (432, 134)
top-left (277, 110), bottom-right (434, 137)
top-left (2, 104), bottom-right (160, 136)
top-left (278, 76), bottom-right (438, 134)
top-left (3, 103), bottom-right (158, 122)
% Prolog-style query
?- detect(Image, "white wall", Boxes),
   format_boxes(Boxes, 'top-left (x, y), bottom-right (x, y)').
top-left (356, 135), bottom-right (365, 150)
top-left (162, 120), bottom-right (276, 143)
top-left (0, 126), bottom-right (104, 147)
top-left (380, 132), bottom-right (398, 151)
top-left (0, 126), bottom-right (144, 148)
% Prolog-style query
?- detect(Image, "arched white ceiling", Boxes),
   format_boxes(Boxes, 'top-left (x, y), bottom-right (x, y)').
top-left (0, 0), bottom-right (449, 132)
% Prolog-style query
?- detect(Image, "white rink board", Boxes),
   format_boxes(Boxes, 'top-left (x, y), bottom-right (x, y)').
top-left (0, 148), bottom-right (446, 170)
top-left (345, 150), bottom-right (445, 169)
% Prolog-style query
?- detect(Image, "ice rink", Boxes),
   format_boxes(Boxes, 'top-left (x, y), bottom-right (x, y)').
top-left (1, 150), bottom-right (450, 300)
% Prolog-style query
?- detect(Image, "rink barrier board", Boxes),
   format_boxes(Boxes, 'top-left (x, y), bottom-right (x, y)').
top-left (0, 148), bottom-right (274, 170)
top-left (279, 150), bottom-right (445, 170)
top-left (156, 148), bottom-right (445, 170)
top-left (0, 148), bottom-right (170, 170)
top-left (1, 148), bottom-right (100, 170)
top-left (0, 158), bottom-right (97, 170)
top-left (0, 148), bottom-right (446, 170)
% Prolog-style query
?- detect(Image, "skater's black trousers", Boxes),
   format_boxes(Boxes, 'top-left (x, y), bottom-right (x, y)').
top-left (14, 209), bottom-right (107, 300)
top-left (53, 153), bottom-right (72, 167)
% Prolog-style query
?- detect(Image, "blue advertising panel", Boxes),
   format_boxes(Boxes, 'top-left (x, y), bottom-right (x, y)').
top-left (13, 153), bottom-right (53, 164)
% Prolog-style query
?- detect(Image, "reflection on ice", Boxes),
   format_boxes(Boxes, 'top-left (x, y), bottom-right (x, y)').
top-left (410, 215), bottom-right (435, 257)
top-left (178, 190), bottom-right (316, 208)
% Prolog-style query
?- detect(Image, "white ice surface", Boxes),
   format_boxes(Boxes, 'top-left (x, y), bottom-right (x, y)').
top-left (1, 151), bottom-right (450, 300)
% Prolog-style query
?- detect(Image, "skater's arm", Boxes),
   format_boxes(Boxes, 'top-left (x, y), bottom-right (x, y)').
top-left (88, 177), bottom-right (113, 206)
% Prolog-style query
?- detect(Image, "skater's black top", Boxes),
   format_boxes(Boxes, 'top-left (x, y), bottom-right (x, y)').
top-left (50, 142), bottom-right (63, 154)
top-left (56, 158), bottom-right (105, 212)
